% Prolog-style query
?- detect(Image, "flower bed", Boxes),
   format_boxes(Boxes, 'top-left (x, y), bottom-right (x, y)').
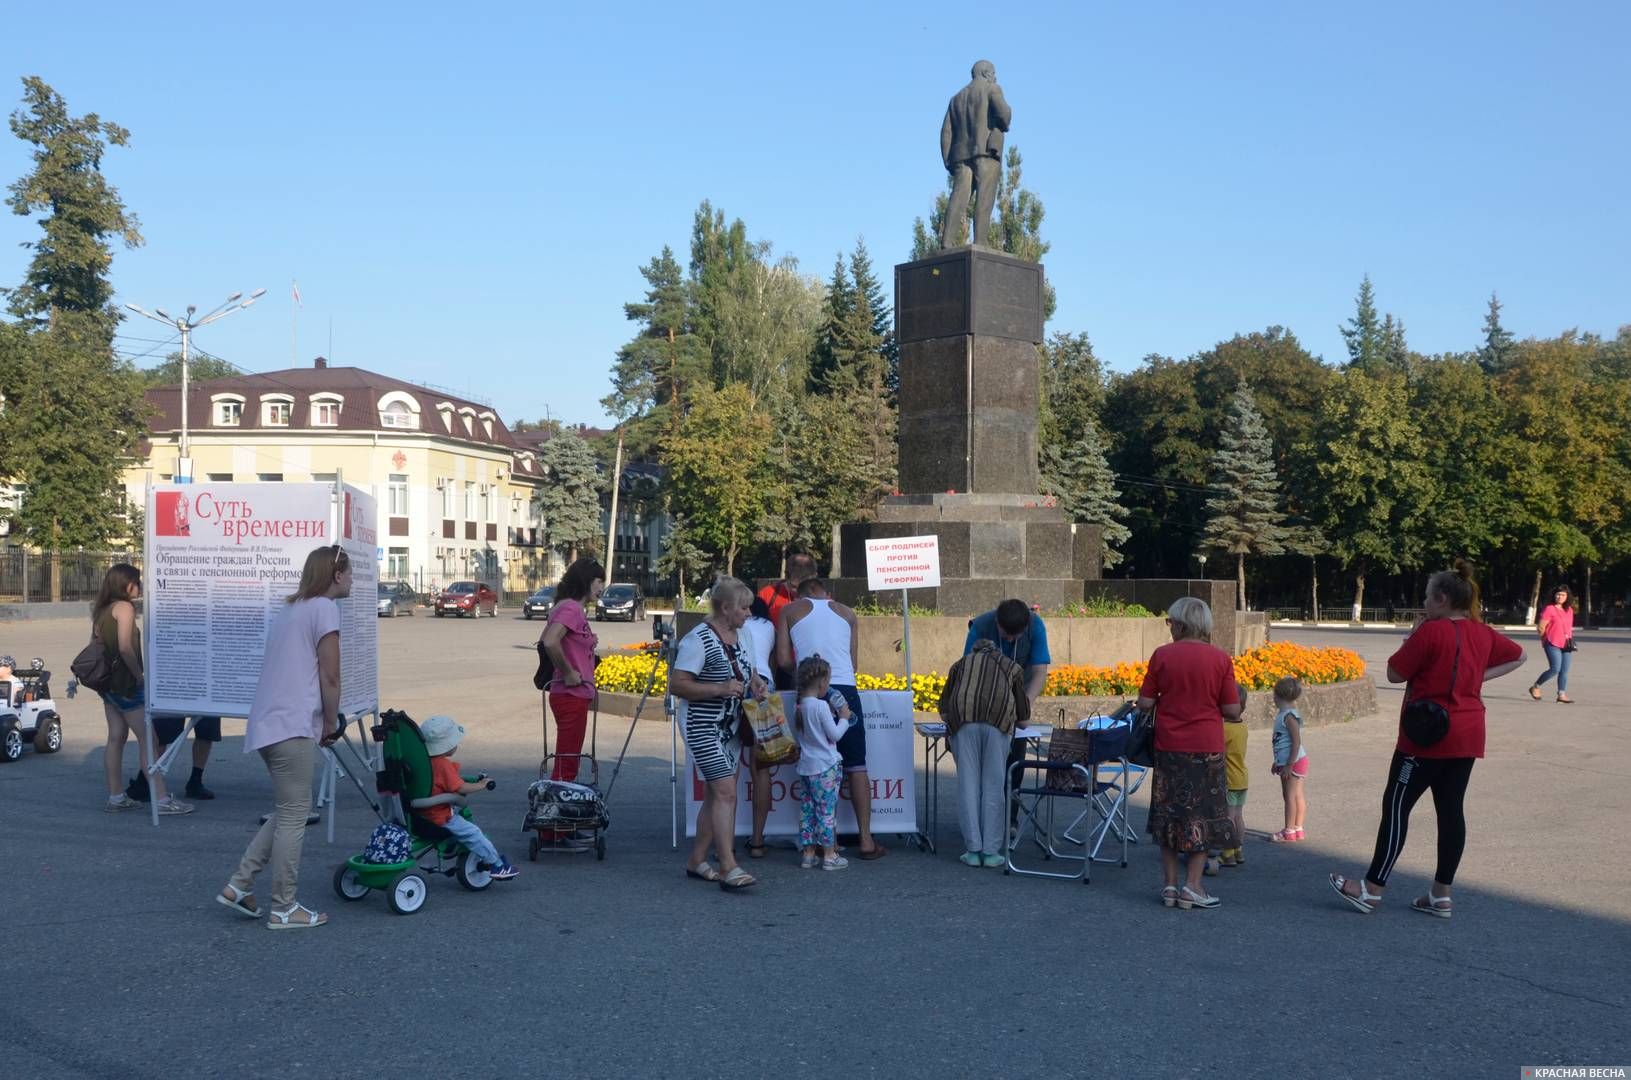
top-left (592, 642), bottom-right (1363, 715)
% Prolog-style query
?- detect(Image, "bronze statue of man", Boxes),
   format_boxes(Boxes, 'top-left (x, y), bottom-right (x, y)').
top-left (939, 60), bottom-right (1012, 249)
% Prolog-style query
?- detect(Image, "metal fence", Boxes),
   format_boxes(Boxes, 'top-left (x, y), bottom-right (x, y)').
top-left (0, 550), bottom-right (143, 604)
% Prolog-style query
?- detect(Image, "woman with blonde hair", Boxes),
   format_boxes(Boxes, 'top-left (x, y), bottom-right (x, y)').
top-left (673, 575), bottom-right (769, 891)
top-left (1136, 596), bottom-right (1240, 910)
top-left (219, 544), bottom-right (352, 929)
top-left (95, 564), bottom-right (193, 815)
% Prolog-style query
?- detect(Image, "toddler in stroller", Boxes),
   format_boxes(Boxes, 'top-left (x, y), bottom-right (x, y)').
top-left (420, 715), bottom-right (518, 880)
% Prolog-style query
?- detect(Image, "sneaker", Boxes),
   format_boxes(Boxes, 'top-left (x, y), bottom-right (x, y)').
top-left (105, 794), bottom-right (142, 813)
top-left (184, 780), bottom-right (216, 800)
top-left (1290, 827), bottom-right (1306, 841)
top-left (155, 796), bottom-right (195, 816)
top-left (801, 853), bottom-right (820, 869)
top-left (490, 857), bottom-right (519, 881)
top-left (821, 855), bottom-right (849, 871)
top-left (959, 851), bottom-right (983, 867)
top-left (982, 853), bottom-right (1006, 868)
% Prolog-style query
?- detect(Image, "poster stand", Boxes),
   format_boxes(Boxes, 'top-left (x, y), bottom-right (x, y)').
top-left (139, 475), bottom-right (380, 831)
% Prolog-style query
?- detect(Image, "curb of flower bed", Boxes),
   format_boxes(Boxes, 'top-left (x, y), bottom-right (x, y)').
top-left (589, 677), bottom-right (1375, 729)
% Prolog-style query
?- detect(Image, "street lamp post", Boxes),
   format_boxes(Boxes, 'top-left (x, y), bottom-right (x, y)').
top-left (126, 288), bottom-right (266, 481)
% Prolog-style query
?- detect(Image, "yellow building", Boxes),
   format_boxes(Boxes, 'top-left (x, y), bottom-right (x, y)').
top-left (127, 359), bottom-right (561, 596)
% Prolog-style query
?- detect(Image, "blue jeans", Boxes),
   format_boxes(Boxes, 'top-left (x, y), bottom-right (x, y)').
top-left (1535, 643), bottom-right (1571, 692)
top-left (442, 812), bottom-right (501, 866)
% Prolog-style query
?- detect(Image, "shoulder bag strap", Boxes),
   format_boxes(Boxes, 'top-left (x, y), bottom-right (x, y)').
top-left (1444, 621), bottom-right (1461, 702)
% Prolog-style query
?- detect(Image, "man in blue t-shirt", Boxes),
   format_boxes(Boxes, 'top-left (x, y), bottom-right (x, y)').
top-left (965, 599), bottom-right (1052, 840)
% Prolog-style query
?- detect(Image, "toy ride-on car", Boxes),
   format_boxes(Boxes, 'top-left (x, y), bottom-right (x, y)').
top-left (0, 656), bottom-right (64, 764)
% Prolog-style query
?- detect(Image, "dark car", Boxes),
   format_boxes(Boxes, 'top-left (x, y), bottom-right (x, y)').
top-left (522, 586), bottom-right (556, 620)
top-left (377, 581), bottom-right (418, 618)
top-left (595, 583), bottom-right (646, 623)
top-left (435, 580), bottom-right (498, 619)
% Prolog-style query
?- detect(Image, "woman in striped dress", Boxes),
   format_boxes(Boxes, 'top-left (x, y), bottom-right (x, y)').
top-left (673, 576), bottom-right (768, 891)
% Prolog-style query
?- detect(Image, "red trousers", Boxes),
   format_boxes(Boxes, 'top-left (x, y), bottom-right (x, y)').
top-left (547, 692), bottom-right (590, 780)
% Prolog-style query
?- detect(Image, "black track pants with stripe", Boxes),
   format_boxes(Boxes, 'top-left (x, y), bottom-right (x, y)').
top-left (1365, 750), bottom-right (1476, 888)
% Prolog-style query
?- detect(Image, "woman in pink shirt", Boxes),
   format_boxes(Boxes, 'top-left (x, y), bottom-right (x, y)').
top-left (1527, 585), bottom-right (1577, 704)
top-left (540, 559), bottom-right (603, 789)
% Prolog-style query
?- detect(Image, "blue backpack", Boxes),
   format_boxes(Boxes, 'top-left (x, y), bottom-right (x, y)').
top-left (363, 822), bottom-right (412, 864)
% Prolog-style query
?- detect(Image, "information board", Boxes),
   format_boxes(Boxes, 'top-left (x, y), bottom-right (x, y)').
top-left (864, 535), bottom-right (942, 591)
top-left (338, 484), bottom-right (380, 717)
top-left (144, 482), bottom-right (379, 719)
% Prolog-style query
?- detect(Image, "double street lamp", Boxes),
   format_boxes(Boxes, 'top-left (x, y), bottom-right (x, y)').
top-left (126, 288), bottom-right (266, 481)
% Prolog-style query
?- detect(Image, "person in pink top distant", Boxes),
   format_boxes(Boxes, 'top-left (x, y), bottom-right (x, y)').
top-left (540, 558), bottom-right (603, 784)
top-left (219, 544), bottom-right (351, 930)
top-left (1527, 585), bottom-right (1577, 704)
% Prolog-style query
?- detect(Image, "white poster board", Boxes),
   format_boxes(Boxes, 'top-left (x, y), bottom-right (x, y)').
top-left (863, 535), bottom-right (941, 591)
top-left (337, 484), bottom-right (380, 718)
top-left (144, 482), bottom-right (379, 718)
top-left (684, 690), bottom-right (917, 838)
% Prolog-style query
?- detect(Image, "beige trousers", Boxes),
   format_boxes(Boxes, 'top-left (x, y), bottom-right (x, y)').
top-left (229, 736), bottom-right (315, 909)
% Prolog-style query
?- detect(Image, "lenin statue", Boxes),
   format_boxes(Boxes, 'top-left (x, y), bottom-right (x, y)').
top-left (939, 60), bottom-right (1012, 249)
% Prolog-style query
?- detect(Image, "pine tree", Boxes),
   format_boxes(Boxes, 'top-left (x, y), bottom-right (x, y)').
top-left (603, 245), bottom-right (703, 457)
top-left (847, 239), bottom-right (897, 398)
top-left (1201, 386), bottom-right (1289, 610)
top-left (1340, 275), bottom-right (1383, 370)
top-left (1478, 292), bottom-right (1516, 374)
top-left (808, 255), bottom-right (854, 391)
top-left (532, 434), bottom-right (605, 564)
top-left (1040, 416), bottom-right (1131, 568)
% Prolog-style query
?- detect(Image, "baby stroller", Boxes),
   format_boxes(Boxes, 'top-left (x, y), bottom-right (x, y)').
top-left (330, 709), bottom-right (501, 915)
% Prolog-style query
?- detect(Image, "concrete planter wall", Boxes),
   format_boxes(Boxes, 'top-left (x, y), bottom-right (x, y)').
top-left (856, 614), bottom-right (1170, 678)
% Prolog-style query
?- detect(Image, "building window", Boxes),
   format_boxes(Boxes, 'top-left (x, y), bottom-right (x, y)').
top-left (263, 399), bottom-right (291, 427)
top-left (214, 400), bottom-right (242, 426)
top-left (464, 481), bottom-right (477, 520)
top-left (310, 397), bottom-right (342, 426)
top-left (441, 479), bottom-right (455, 519)
top-left (388, 474), bottom-right (408, 515)
top-left (207, 472), bottom-right (233, 482)
top-left (311, 472), bottom-right (337, 483)
top-left (257, 472), bottom-right (283, 482)
top-left (381, 400), bottom-right (417, 429)
top-left (387, 547), bottom-right (408, 578)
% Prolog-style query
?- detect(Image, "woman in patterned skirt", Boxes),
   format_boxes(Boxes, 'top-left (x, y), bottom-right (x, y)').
top-left (1136, 597), bottom-right (1241, 911)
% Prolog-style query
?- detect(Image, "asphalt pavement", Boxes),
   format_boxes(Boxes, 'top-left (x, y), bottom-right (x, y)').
top-left (2, 611), bottom-right (1626, 1078)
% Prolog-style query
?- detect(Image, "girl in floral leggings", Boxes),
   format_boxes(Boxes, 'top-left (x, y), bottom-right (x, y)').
top-left (793, 656), bottom-right (848, 871)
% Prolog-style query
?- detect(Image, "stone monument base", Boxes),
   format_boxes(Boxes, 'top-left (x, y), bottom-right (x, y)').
top-left (828, 494), bottom-right (1103, 616)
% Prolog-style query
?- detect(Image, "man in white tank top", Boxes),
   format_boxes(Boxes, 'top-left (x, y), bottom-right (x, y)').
top-left (776, 578), bottom-right (887, 859)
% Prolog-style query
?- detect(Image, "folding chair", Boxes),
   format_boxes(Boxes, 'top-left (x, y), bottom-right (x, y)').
top-left (1060, 709), bottom-right (1149, 869)
top-left (1003, 729), bottom-right (1096, 884)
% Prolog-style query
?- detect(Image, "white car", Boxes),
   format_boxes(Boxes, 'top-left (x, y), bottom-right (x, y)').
top-left (0, 656), bottom-right (64, 763)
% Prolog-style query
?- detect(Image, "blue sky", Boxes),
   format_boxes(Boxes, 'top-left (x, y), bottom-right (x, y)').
top-left (4, 1), bottom-right (1626, 427)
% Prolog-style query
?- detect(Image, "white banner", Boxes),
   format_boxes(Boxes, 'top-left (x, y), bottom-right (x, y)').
top-left (144, 482), bottom-right (379, 718)
top-left (864, 535), bottom-right (941, 591)
top-left (338, 485), bottom-right (380, 718)
top-left (683, 690), bottom-right (917, 838)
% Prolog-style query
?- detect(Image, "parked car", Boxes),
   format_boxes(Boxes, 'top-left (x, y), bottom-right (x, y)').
top-left (595, 583), bottom-right (646, 623)
top-left (0, 656), bottom-right (64, 764)
top-left (377, 580), bottom-right (418, 618)
top-left (522, 586), bottom-right (556, 620)
top-left (435, 580), bottom-right (498, 618)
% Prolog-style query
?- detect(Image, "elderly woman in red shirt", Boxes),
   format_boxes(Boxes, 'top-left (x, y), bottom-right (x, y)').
top-left (1137, 597), bottom-right (1240, 911)
top-left (1330, 561), bottom-right (1523, 920)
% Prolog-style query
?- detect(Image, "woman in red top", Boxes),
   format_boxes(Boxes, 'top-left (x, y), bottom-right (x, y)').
top-left (1330, 561), bottom-right (1523, 919)
top-left (1137, 597), bottom-right (1241, 911)
top-left (1526, 584), bottom-right (1576, 704)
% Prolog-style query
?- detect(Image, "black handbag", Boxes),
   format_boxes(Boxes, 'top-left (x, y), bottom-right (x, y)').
top-left (1562, 636), bottom-right (1577, 653)
top-left (1125, 705), bottom-right (1156, 767)
top-left (1401, 621), bottom-right (1460, 748)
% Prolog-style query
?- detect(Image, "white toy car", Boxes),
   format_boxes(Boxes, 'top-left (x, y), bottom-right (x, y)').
top-left (0, 655), bottom-right (64, 763)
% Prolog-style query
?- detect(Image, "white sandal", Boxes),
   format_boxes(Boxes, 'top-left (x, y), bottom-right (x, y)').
top-left (1177, 885), bottom-right (1221, 910)
top-left (1411, 894), bottom-right (1453, 919)
top-left (266, 903), bottom-right (328, 930)
top-left (216, 883), bottom-right (259, 919)
top-left (1329, 872), bottom-right (1382, 914)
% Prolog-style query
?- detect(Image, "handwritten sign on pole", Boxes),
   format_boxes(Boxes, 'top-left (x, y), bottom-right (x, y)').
top-left (863, 535), bottom-right (941, 591)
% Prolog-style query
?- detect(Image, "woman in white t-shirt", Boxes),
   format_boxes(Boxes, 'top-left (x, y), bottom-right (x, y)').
top-left (218, 544), bottom-right (352, 930)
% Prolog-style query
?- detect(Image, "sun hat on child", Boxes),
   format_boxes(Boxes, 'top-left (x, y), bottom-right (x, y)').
top-left (421, 715), bottom-right (465, 756)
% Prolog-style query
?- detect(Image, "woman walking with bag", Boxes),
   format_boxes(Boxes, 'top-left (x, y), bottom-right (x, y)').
top-left (1527, 585), bottom-right (1577, 704)
top-left (673, 576), bottom-right (768, 892)
top-left (95, 565), bottom-right (192, 815)
top-left (219, 544), bottom-right (351, 929)
top-left (1136, 597), bottom-right (1240, 911)
top-left (1330, 561), bottom-right (1523, 920)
